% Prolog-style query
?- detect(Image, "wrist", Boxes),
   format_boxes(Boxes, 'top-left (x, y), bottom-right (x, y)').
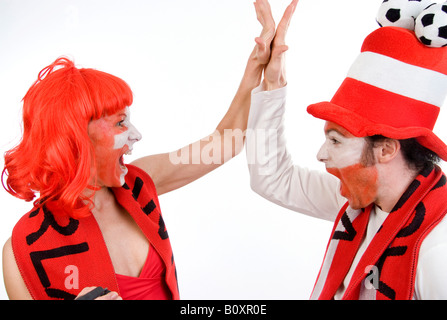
top-left (240, 59), bottom-right (264, 90)
top-left (262, 78), bottom-right (287, 91)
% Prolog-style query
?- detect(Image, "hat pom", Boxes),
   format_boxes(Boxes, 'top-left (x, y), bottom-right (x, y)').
top-left (377, 0), bottom-right (433, 30)
top-left (415, 3), bottom-right (447, 47)
top-left (377, 0), bottom-right (447, 48)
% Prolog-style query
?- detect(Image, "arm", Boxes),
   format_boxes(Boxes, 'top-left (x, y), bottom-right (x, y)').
top-left (131, 0), bottom-right (279, 196)
top-left (2, 238), bottom-right (32, 299)
top-left (132, 59), bottom-right (262, 195)
top-left (247, 86), bottom-right (344, 221)
top-left (246, 0), bottom-right (345, 221)
top-left (414, 216), bottom-right (447, 299)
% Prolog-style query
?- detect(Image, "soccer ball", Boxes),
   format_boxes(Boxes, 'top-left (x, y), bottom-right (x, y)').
top-left (415, 3), bottom-right (447, 47)
top-left (376, 0), bottom-right (433, 30)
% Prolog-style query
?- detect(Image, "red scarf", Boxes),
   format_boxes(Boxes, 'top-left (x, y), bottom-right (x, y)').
top-left (311, 165), bottom-right (447, 300)
top-left (12, 165), bottom-right (179, 300)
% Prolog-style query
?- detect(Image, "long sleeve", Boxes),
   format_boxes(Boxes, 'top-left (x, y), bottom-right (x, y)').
top-left (245, 85), bottom-right (447, 299)
top-left (413, 215), bottom-right (447, 299)
top-left (246, 85), bottom-right (346, 222)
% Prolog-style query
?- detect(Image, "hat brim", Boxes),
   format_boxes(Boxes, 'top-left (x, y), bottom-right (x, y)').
top-left (307, 101), bottom-right (447, 161)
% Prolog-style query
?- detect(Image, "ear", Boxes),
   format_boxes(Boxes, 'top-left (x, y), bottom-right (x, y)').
top-left (377, 138), bottom-right (401, 164)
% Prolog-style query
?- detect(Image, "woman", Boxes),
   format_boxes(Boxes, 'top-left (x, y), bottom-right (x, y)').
top-left (2, 0), bottom-right (297, 300)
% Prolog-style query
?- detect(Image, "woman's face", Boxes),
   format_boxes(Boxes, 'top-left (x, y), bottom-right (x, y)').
top-left (88, 107), bottom-right (142, 187)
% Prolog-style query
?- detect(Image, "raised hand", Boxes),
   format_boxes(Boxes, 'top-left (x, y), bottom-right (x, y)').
top-left (262, 0), bottom-right (298, 90)
top-left (254, 0), bottom-right (276, 65)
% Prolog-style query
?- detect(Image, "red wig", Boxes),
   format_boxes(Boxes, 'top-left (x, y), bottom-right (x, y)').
top-left (2, 57), bottom-right (133, 218)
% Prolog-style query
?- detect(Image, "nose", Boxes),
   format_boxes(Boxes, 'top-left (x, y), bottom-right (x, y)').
top-left (129, 123), bottom-right (142, 142)
top-left (317, 141), bottom-right (329, 163)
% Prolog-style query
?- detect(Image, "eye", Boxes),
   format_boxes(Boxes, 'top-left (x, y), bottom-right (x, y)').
top-left (330, 137), bottom-right (340, 145)
top-left (116, 117), bottom-right (127, 127)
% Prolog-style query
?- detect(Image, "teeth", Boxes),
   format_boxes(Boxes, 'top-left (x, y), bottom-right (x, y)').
top-left (125, 149), bottom-right (132, 155)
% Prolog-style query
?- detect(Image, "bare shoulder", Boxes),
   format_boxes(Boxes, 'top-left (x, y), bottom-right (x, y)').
top-left (2, 237), bottom-right (32, 300)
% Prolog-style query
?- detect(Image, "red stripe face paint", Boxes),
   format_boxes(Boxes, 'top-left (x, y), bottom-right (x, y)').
top-left (88, 107), bottom-right (142, 187)
top-left (327, 164), bottom-right (378, 210)
top-left (318, 122), bottom-right (378, 209)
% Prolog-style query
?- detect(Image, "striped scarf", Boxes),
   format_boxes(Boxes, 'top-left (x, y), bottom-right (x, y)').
top-left (311, 165), bottom-right (447, 300)
top-left (12, 165), bottom-right (179, 300)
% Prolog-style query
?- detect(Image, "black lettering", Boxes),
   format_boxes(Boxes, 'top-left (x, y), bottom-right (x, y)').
top-left (26, 206), bottom-right (79, 245)
top-left (396, 202), bottom-right (425, 238)
top-left (142, 199), bottom-right (156, 215)
top-left (158, 215), bottom-right (169, 240)
top-left (132, 177), bottom-right (144, 200)
top-left (30, 243), bottom-right (89, 289)
top-left (332, 212), bottom-right (356, 241)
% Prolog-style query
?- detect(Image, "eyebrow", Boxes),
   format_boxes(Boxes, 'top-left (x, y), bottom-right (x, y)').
top-left (325, 125), bottom-right (355, 138)
top-left (325, 128), bottom-right (345, 137)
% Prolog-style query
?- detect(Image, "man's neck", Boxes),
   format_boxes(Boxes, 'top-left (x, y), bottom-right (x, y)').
top-left (374, 159), bottom-right (419, 213)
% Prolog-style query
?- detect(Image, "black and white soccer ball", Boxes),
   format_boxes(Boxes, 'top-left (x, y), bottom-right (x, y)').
top-left (377, 0), bottom-right (433, 30)
top-left (415, 2), bottom-right (447, 47)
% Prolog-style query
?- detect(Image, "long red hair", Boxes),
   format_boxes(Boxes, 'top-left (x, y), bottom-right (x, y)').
top-left (2, 57), bottom-right (133, 218)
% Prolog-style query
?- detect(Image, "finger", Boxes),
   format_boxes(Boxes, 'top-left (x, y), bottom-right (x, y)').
top-left (96, 291), bottom-right (122, 300)
top-left (254, 0), bottom-right (275, 33)
top-left (76, 286), bottom-right (107, 300)
top-left (254, 37), bottom-right (271, 64)
top-left (271, 45), bottom-right (289, 61)
top-left (275, 0), bottom-right (298, 45)
top-left (254, 37), bottom-right (267, 51)
top-left (277, 0), bottom-right (298, 33)
top-left (76, 286), bottom-right (96, 297)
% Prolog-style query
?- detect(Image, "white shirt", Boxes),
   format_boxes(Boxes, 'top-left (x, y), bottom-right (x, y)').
top-left (246, 85), bottom-right (447, 299)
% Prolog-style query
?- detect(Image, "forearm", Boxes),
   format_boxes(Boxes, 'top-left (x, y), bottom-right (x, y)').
top-left (214, 49), bottom-right (264, 160)
top-left (246, 85), bottom-right (343, 221)
top-left (216, 49), bottom-right (264, 135)
top-left (134, 49), bottom-right (265, 195)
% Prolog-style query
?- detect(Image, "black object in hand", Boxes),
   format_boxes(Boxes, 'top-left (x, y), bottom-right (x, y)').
top-left (75, 287), bottom-right (111, 300)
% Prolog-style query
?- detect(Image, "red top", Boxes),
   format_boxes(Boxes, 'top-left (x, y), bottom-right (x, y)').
top-left (116, 244), bottom-right (172, 300)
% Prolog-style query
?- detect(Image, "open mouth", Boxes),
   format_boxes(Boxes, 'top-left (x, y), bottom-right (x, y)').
top-left (119, 149), bottom-right (132, 169)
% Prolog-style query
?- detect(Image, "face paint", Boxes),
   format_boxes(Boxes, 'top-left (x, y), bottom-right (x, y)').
top-left (318, 122), bottom-right (378, 209)
top-left (88, 107), bottom-right (142, 187)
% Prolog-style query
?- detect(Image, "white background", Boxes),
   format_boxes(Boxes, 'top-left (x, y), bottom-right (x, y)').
top-left (1, 0), bottom-right (445, 300)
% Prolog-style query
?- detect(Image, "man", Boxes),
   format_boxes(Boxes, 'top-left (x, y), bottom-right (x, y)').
top-left (247, 1), bottom-right (447, 299)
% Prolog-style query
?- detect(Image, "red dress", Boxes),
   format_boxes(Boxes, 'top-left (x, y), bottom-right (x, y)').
top-left (116, 244), bottom-right (172, 300)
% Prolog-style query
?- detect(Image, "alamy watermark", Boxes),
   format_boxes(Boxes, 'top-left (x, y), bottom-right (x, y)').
top-left (364, 265), bottom-right (379, 290)
top-left (64, 265), bottom-right (79, 290)
top-left (168, 128), bottom-right (278, 175)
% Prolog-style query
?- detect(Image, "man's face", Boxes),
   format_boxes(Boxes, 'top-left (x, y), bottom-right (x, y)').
top-left (317, 121), bottom-right (378, 209)
top-left (88, 107), bottom-right (142, 187)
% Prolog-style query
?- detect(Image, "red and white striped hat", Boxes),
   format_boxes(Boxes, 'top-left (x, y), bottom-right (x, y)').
top-left (307, 26), bottom-right (447, 160)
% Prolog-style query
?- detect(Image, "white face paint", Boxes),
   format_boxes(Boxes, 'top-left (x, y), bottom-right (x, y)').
top-left (317, 129), bottom-right (367, 169)
top-left (113, 107), bottom-right (142, 152)
top-left (317, 122), bottom-right (379, 210)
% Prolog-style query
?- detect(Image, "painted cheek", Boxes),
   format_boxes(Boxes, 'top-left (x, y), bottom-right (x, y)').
top-left (327, 163), bottom-right (379, 209)
top-left (96, 150), bottom-right (122, 185)
top-left (89, 121), bottom-right (125, 187)
top-left (114, 128), bottom-right (129, 150)
top-left (326, 139), bottom-right (366, 169)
